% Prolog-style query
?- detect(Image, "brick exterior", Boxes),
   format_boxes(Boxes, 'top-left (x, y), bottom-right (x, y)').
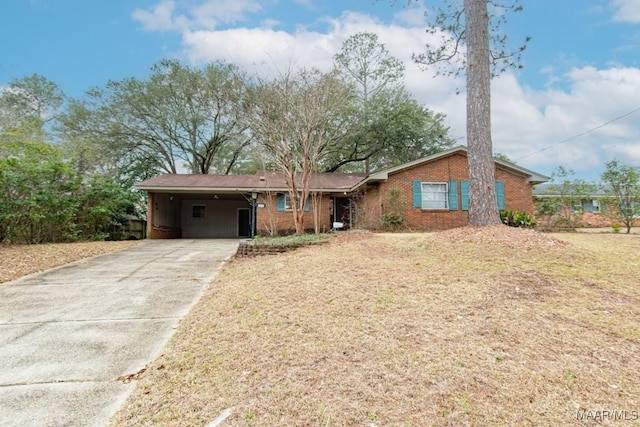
top-left (371, 153), bottom-right (535, 231)
top-left (256, 193), bottom-right (333, 235)
top-left (533, 205), bottom-right (640, 228)
top-left (142, 149), bottom-right (543, 237)
top-left (355, 185), bottom-right (382, 229)
top-left (580, 212), bottom-right (640, 228)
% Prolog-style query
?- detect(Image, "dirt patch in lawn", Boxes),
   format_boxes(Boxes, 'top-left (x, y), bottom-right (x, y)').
top-left (111, 229), bottom-right (640, 426)
top-left (0, 240), bottom-right (141, 283)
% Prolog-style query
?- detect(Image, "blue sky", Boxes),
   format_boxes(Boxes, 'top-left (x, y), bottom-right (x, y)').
top-left (2, 0), bottom-right (640, 181)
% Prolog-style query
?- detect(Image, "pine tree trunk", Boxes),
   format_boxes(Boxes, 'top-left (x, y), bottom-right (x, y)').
top-left (465, 0), bottom-right (502, 226)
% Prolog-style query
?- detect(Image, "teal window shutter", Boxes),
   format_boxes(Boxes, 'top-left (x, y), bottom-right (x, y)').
top-left (277, 194), bottom-right (285, 212)
top-left (448, 180), bottom-right (458, 210)
top-left (461, 180), bottom-right (469, 211)
top-left (496, 181), bottom-right (505, 210)
top-left (304, 197), bottom-right (310, 212)
top-left (412, 180), bottom-right (422, 208)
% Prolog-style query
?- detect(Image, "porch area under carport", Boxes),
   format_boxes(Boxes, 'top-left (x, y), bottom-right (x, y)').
top-left (147, 192), bottom-right (253, 239)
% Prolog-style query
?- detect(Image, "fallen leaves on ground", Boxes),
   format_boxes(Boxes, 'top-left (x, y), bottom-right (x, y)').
top-left (0, 240), bottom-right (141, 283)
top-left (436, 224), bottom-right (569, 249)
top-left (111, 230), bottom-right (640, 427)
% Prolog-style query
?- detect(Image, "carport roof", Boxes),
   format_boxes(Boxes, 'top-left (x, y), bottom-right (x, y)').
top-left (135, 171), bottom-right (368, 193)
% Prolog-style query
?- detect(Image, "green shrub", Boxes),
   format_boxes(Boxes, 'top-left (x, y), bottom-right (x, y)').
top-left (381, 212), bottom-right (403, 228)
top-left (500, 210), bottom-right (537, 229)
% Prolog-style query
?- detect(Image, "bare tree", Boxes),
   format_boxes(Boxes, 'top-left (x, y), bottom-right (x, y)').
top-left (334, 32), bottom-right (405, 104)
top-left (245, 68), bottom-right (354, 234)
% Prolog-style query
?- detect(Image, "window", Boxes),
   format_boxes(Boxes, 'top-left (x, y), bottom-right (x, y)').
top-left (284, 195), bottom-right (293, 211)
top-left (412, 180), bottom-right (458, 210)
top-left (581, 199), bottom-right (600, 213)
top-left (277, 194), bottom-right (310, 212)
top-left (192, 205), bottom-right (206, 218)
top-left (421, 182), bottom-right (448, 210)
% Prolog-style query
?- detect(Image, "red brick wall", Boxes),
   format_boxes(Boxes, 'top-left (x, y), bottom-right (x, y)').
top-left (256, 193), bottom-right (332, 235)
top-left (580, 212), bottom-right (640, 228)
top-left (253, 155), bottom-right (537, 233)
top-left (354, 186), bottom-right (382, 229)
top-left (496, 168), bottom-right (535, 214)
top-left (374, 153), bottom-right (535, 231)
top-left (535, 207), bottom-right (640, 228)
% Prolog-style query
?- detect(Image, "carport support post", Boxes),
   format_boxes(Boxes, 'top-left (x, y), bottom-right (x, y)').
top-left (146, 192), bottom-right (155, 239)
top-left (251, 191), bottom-right (258, 238)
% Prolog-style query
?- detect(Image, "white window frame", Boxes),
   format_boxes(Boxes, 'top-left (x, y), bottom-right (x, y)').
top-left (421, 182), bottom-right (448, 210)
top-left (284, 194), bottom-right (293, 211)
top-left (282, 193), bottom-right (311, 212)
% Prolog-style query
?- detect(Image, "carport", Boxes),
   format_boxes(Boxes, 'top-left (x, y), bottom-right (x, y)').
top-left (136, 172), bottom-right (368, 238)
top-left (137, 174), bottom-right (260, 239)
top-left (148, 192), bottom-right (252, 239)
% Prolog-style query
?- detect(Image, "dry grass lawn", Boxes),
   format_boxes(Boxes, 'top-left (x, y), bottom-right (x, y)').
top-left (103, 228), bottom-right (637, 426)
top-left (0, 240), bottom-right (141, 283)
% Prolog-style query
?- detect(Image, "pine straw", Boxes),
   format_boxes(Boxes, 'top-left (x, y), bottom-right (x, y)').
top-left (0, 240), bottom-right (141, 283)
top-left (111, 229), bottom-right (640, 427)
top-left (436, 224), bottom-right (568, 249)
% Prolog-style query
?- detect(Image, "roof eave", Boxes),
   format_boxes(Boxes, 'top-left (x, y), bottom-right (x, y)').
top-left (494, 159), bottom-right (550, 184)
top-left (135, 185), bottom-right (360, 193)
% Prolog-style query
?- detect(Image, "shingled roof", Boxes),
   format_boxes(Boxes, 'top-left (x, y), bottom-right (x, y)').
top-left (136, 146), bottom-right (549, 194)
top-left (135, 171), bottom-right (367, 193)
top-left (365, 146), bottom-right (549, 185)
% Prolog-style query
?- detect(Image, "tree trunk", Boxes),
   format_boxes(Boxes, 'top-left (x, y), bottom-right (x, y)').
top-left (288, 185), bottom-right (306, 235)
top-left (465, 0), bottom-right (501, 226)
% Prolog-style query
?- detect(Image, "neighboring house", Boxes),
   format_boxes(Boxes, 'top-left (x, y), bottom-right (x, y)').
top-left (533, 185), bottom-right (640, 228)
top-left (135, 146), bottom-right (548, 238)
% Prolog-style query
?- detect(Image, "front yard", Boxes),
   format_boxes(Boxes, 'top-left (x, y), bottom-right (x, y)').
top-left (107, 228), bottom-right (640, 426)
top-left (0, 240), bottom-right (141, 283)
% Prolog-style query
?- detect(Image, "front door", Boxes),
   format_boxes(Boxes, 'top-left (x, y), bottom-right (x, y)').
top-left (332, 197), bottom-right (351, 229)
top-left (238, 208), bottom-right (251, 237)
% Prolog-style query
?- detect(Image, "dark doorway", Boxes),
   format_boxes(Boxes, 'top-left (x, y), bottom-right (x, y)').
top-left (332, 197), bottom-right (351, 229)
top-left (238, 208), bottom-right (250, 237)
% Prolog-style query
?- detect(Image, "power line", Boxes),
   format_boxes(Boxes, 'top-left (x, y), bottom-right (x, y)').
top-left (515, 105), bottom-right (640, 161)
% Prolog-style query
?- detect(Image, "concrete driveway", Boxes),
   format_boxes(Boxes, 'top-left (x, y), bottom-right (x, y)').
top-left (0, 239), bottom-right (239, 427)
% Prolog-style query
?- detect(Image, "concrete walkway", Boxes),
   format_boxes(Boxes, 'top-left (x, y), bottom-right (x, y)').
top-left (0, 239), bottom-right (239, 427)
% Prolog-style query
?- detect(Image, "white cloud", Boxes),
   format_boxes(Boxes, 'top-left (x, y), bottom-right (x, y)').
top-left (183, 27), bottom-right (321, 76)
top-left (611, 0), bottom-right (640, 23)
top-left (182, 12), bottom-right (433, 77)
top-left (131, 1), bottom-right (186, 31)
top-left (191, 0), bottom-right (263, 28)
top-left (132, 0), bottom-right (263, 31)
top-left (293, 0), bottom-right (314, 7)
top-left (392, 2), bottom-right (428, 27)
top-left (493, 67), bottom-right (640, 177)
